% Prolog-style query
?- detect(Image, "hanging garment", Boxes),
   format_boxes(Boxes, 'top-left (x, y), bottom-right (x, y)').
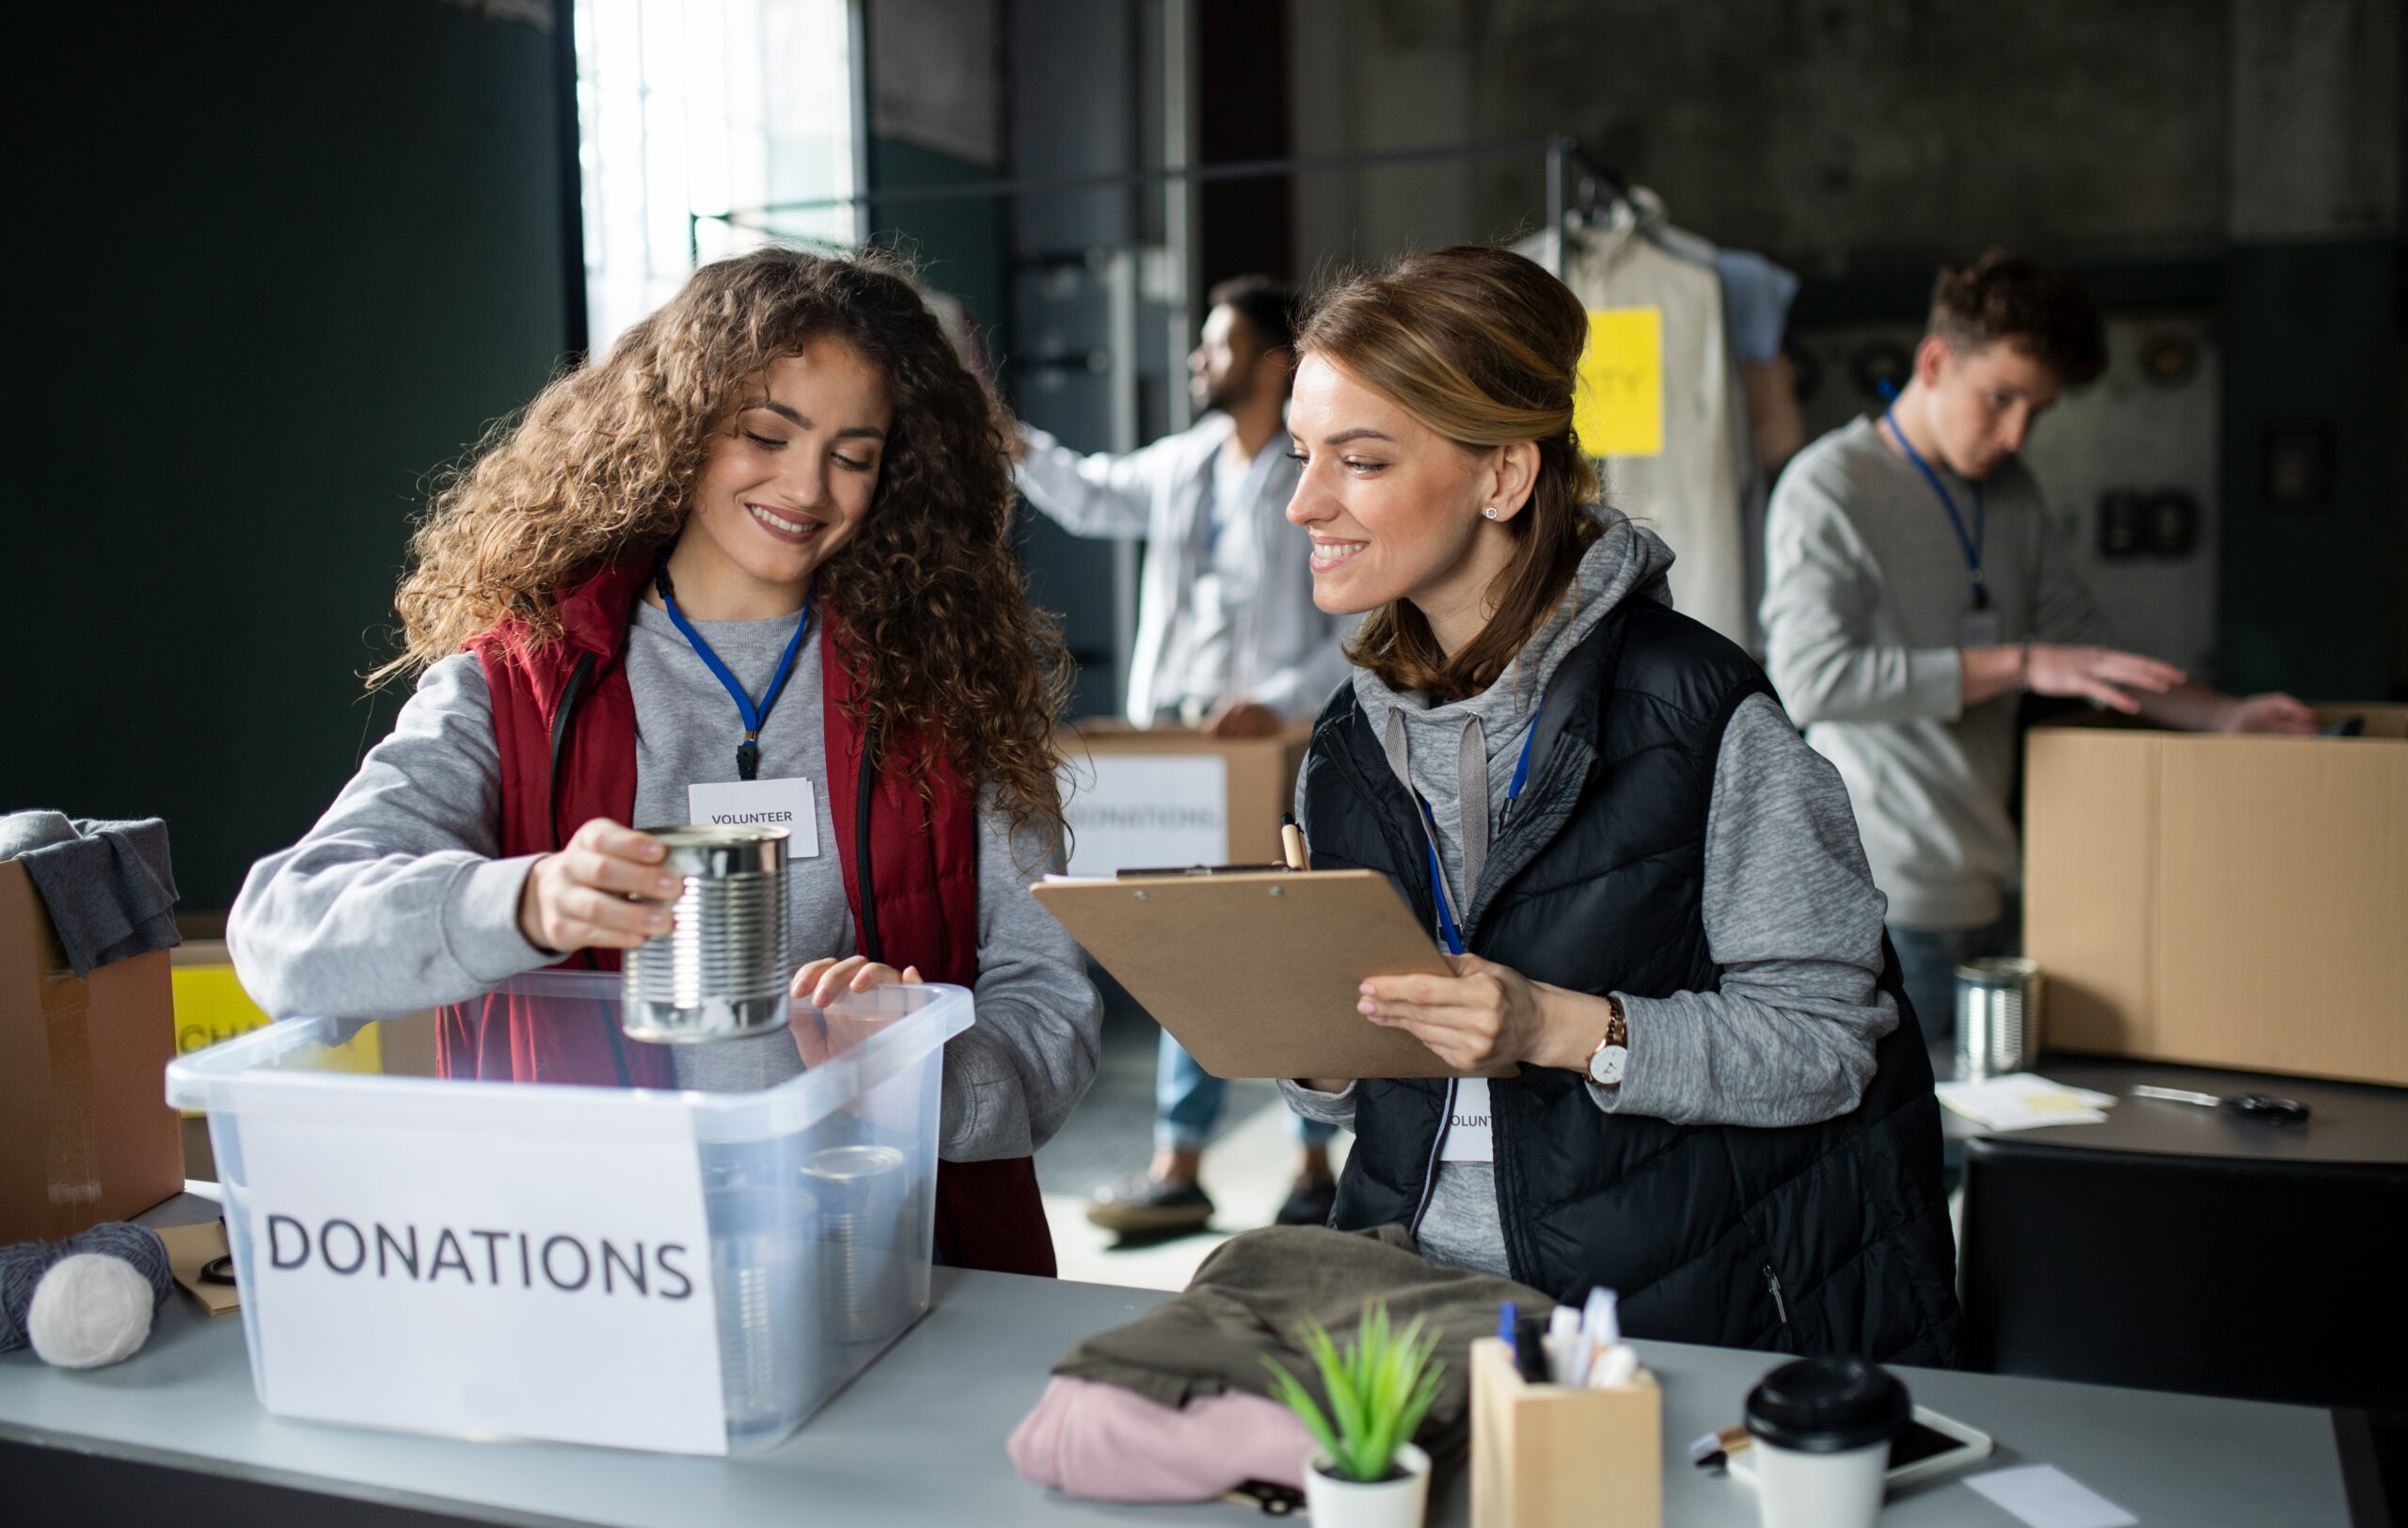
top-left (1530, 192), bottom-right (1756, 648)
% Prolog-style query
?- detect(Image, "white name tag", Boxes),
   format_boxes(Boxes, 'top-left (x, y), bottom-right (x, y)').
top-left (1438, 1078), bottom-right (1494, 1163)
top-left (687, 777), bottom-right (819, 858)
top-left (1959, 608), bottom-right (2003, 647)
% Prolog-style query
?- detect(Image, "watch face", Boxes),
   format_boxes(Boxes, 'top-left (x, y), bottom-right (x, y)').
top-left (1590, 1045), bottom-right (1627, 1086)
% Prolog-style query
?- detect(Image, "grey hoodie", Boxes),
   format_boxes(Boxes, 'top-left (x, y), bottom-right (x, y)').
top-left (1282, 517), bottom-right (1898, 1277)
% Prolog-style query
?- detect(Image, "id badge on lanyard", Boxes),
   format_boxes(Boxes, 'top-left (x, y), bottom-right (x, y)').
top-left (656, 562), bottom-right (821, 859)
top-left (688, 778), bottom-right (820, 859)
top-left (1883, 407), bottom-right (2000, 648)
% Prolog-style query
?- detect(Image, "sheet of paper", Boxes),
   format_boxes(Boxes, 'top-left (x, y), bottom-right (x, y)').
top-left (1574, 307), bottom-right (1665, 457)
top-left (1937, 1073), bottom-right (2117, 1132)
top-left (1057, 754), bottom-right (1228, 876)
top-left (1964, 1463), bottom-right (2137, 1528)
top-left (242, 1100), bottom-right (725, 1454)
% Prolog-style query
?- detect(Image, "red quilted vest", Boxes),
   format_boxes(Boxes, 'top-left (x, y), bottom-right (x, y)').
top-left (442, 553), bottom-right (1055, 1277)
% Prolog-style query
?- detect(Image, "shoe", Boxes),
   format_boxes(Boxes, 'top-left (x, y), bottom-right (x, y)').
top-left (1274, 1175), bottom-right (1338, 1228)
top-left (1085, 1174), bottom-right (1214, 1235)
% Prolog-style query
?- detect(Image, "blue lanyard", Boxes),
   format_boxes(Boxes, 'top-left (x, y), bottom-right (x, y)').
top-left (655, 563), bottom-right (812, 782)
top-left (1880, 405), bottom-right (1988, 609)
top-left (1419, 700), bottom-right (1545, 957)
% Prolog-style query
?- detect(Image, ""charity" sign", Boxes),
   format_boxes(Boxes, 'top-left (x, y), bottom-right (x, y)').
top-left (238, 1093), bottom-right (726, 1454)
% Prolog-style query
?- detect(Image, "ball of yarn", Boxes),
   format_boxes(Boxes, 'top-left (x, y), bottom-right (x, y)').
top-left (28, 1253), bottom-right (155, 1369)
top-left (1, 1222), bottom-right (173, 1355)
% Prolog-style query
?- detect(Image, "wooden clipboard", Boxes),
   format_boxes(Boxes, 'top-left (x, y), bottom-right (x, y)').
top-left (1031, 868), bottom-right (1466, 1079)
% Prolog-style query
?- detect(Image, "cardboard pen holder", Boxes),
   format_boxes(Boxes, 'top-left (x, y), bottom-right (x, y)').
top-left (1470, 1337), bottom-right (1662, 1528)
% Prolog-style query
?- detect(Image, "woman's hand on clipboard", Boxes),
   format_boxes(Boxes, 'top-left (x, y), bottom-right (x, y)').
top-left (1356, 954), bottom-right (1602, 1075)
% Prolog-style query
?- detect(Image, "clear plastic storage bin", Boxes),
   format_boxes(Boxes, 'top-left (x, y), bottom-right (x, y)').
top-left (165, 972), bottom-right (970, 1456)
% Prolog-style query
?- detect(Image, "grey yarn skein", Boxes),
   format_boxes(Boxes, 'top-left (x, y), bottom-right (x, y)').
top-left (0, 1223), bottom-right (173, 1352)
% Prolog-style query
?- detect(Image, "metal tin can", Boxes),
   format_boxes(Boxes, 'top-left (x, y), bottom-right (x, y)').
top-left (622, 824), bottom-right (790, 1043)
top-left (1955, 956), bottom-right (2043, 1081)
top-left (802, 1144), bottom-right (911, 1345)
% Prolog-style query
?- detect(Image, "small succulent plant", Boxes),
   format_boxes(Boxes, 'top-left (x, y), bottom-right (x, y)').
top-left (1263, 1300), bottom-right (1445, 1484)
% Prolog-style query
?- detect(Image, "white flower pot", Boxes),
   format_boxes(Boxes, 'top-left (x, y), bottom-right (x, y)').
top-left (1301, 1441), bottom-right (1432, 1528)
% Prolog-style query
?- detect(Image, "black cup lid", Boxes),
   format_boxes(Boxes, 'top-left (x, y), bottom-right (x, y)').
top-left (1744, 1357), bottom-right (1909, 1454)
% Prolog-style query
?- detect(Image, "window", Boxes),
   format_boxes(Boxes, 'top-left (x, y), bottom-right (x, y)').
top-left (576, 0), bottom-right (861, 352)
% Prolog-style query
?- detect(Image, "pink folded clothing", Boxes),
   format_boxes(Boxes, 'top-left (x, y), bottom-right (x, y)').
top-left (1007, 1375), bottom-right (1315, 1503)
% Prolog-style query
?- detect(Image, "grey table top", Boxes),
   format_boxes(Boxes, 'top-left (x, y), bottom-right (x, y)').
top-left (1946, 1053), bottom-right (2408, 1166)
top-left (0, 1248), bottom-right (2353, 1526)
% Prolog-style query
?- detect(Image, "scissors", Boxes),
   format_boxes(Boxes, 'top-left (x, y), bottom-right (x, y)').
top-left (2131, 1085), bottom-right (2310, 1124)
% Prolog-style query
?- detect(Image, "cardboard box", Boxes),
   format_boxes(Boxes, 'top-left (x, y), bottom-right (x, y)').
top-left (0, 860), bottom-right (183, 1242)
top-left (2023, 706), bottom-right (2408, 1087)
top-left (1055, 720), bottom-right (1313, 876)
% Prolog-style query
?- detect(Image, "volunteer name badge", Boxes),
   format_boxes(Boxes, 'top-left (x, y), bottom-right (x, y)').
top-left (1438, 1077), bottom-right (1494, 1163)
top-left (1959, 609), bottom-right (2003, 647)
top-left (689, 777), bottom-right (819, 858)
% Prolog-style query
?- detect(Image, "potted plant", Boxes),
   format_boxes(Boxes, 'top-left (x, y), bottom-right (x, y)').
top-left (1263, 1301), bottom-right (1445, 1528)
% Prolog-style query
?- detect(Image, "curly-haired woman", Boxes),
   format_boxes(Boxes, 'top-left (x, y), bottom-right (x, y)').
top-left (229, 247), bottom-right (1100, 1275)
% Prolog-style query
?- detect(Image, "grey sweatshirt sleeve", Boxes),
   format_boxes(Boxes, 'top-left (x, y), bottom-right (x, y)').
top-left (1602, 693), bottom-right (1896, 1127)
top-left (227, 656), bottom-right (553, 1020)
top-left (1762, 461), bottom-right (1962, 725)
top-left (943, 796), bottom-right (1103, 1161)
top-left (1278, 1076), bottom-right (1356, 1128)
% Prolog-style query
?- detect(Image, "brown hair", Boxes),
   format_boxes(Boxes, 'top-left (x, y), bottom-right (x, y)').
top-left (384, 246), bottom-right (1073, 842)
top-left (1297, 245), bottom-right (1604, 702)
top-left (1930, 249), bottom-right (2106, 386)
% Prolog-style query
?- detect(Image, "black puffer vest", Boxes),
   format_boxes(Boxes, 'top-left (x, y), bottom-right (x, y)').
top-left (1305, 597), bottom-right (1961, 1366)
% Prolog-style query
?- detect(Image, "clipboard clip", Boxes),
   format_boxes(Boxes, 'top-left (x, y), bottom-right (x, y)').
top-left (1116, 863), bottom-right (1293, 878)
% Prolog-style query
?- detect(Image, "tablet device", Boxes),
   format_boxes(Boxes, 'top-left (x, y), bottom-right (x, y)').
top-left (1728, 1405), bottom-right (1995, 1493)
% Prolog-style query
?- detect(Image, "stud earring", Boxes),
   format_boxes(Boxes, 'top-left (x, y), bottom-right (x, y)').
top-left (1483, 505), bottom-right (1500, 519)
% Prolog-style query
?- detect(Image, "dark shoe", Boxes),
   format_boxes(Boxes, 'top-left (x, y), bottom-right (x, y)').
top-left (1274, 1175), bottom-right (1338, 1228)
top-left (1085, 1174), bottom-right (1214, 1234)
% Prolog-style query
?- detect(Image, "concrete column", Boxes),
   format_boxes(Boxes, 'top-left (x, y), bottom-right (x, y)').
top-left (2219, 0), bottom-right (2401, 698)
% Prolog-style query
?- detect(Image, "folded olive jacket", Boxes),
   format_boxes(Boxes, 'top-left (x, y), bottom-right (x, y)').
top-left (1051, 1224), bottom-right (1550, 1459)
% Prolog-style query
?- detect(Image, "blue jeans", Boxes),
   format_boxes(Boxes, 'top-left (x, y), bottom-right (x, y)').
top-left (1888, 915), bottom-right (2011, 1078)
top-left (1155, 1030), bottom-right (1337, 1152)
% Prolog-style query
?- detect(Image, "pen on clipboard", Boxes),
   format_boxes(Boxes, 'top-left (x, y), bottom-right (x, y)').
top-left (1281, 813), bottom-right (1310, 871)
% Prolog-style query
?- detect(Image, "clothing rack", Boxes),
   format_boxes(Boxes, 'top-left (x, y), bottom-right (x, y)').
top-left (689, 135), bottom-right (1618, 279)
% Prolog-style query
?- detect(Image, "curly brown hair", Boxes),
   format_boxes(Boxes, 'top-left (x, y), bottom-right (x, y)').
top-left (384, 246), bottom-right (1072, 841)
top-left (1299, 245), bottom-right (1604, 702)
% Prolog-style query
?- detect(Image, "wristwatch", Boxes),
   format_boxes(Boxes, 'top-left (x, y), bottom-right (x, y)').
top-left (1588, 996), bottom-right (1629, 1086)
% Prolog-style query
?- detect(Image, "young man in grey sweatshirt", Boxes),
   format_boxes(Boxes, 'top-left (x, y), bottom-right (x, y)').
top-left (1761, 252), bottom-right (2313, 1067)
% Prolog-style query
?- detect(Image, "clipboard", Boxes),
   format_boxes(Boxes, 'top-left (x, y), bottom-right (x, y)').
top-left (1031, 868), bottom-right (1469, 1079)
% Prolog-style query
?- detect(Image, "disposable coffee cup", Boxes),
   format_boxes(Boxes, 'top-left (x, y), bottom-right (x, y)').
top-left (1743, 1356), bottom-right (1909, 1528)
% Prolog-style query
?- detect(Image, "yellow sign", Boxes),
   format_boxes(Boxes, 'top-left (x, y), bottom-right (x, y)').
top-left (1573, 307), bottom-right (1664, 459)
top-left (172, 963), bottom-right (380, 1076)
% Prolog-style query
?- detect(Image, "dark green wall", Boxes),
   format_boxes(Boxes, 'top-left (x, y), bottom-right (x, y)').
top-left (2218, 240), bottom-right (2400, 700)
top-left (870, 137), bottom-right (1005, 335)
top-left (3, 2), bottom-right (571, 910)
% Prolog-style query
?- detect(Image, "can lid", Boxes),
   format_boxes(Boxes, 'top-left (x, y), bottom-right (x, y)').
top-left (642, 823), bottom-right (791, 848)
top-left (1743, 1357), bottom-right (1909, 1454)
top-left (1956, 955), bottom-right (2040, 985)
top-left (638, 822), bottom-right (788, 877)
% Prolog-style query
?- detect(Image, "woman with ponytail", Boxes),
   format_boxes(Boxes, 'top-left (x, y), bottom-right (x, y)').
top-left (1278, 247), bottom-right (1959, 1362)
top-left (229, 247), bottom-right (1098, 1276)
